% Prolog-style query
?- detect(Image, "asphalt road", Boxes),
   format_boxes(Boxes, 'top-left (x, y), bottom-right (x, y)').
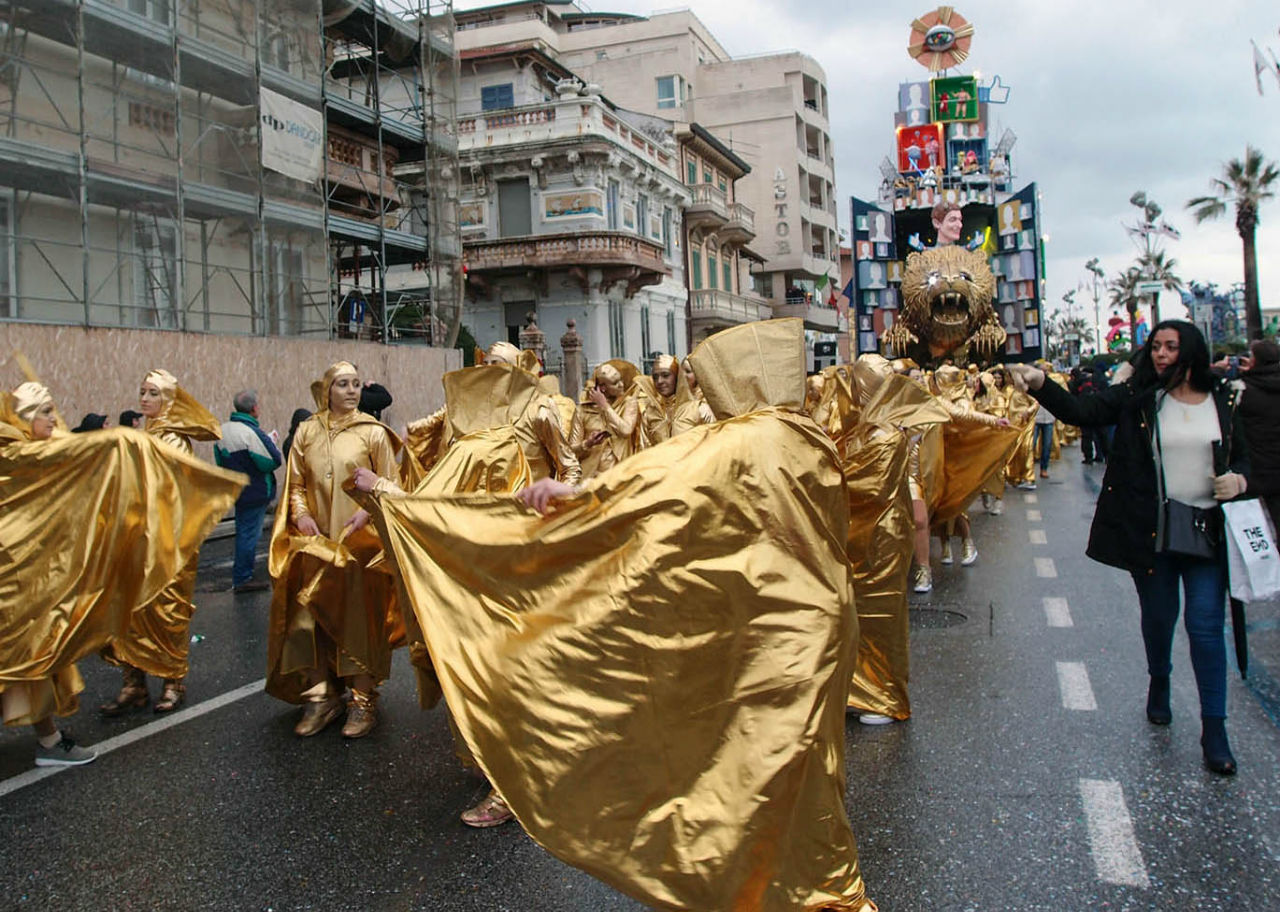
top-left (2, 445), bottom-right (1277, 911)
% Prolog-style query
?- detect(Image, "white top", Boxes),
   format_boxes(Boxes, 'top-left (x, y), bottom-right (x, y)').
top-left (1156, 393), bottom-right (1220, 508)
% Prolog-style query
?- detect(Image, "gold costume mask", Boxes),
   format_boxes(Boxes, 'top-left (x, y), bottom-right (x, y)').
top-left (144, 368), bottom-right (178, 407)
top-left (485, 341), bottom-right (521, 366)
top-left (2, 381), bottom-right (54, 438)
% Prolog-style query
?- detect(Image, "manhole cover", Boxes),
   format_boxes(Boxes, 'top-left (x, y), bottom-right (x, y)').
top-left (909, 607), bottom-right (968, 629)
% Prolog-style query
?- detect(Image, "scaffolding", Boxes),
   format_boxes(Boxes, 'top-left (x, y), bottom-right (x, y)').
top-left (0, 0), bottom-right (459, 344)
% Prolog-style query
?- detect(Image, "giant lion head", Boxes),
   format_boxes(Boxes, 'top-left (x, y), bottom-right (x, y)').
top-left (882, 245), bottom-right (1005, 363)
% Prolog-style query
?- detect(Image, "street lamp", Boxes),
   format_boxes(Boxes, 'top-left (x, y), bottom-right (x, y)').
top-left (1085, 257), bottom-right (1105, 357)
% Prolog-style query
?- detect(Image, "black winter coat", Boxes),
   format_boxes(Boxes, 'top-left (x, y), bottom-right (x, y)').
top-left (1240, 363), bottom-right (1280, 519)
top-left (1031, 376), bottom-right (1251, 574)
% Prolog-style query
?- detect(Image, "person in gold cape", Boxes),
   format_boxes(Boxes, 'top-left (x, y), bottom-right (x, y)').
top-left (100, 369), bottom-right (222, 715)
top-left (974, 369), bottom-right (1011, 515)
top-left (1003, 365), bottom-right (1042, 489)
top-left (367, 319), bottom-right (875, 912)
top-left (634, 353), bottom-right (708, 446)
top-left (674, 355), bottom-right (716, 435)
top-left (537, 373), bottom-right (578, 440)
top-left (266, 361), bottom-right (404, 739)
top-left (573, 361), bottom-right (640, 478)
top-left (2, 380), bottom-right (241, 766)
top-left (928, 365), bottom-right (1012, 568)
top-left (830, 357), bottom-right (949, 724)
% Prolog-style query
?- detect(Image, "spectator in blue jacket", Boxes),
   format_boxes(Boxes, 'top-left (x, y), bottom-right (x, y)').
top-left (214, 389), bottom-right (283, 593)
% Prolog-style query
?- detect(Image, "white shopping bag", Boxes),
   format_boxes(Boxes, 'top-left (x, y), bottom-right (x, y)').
top-left (1222, 499), bottom-right (1280, 602)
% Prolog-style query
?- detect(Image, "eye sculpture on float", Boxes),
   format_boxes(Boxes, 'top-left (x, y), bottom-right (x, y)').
top-left (907, 6), bottom-right (975, 72)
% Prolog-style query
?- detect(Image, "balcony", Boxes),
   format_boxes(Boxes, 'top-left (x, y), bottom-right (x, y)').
top-left (684, 183), bottom-right (728, 233)
top-left (720, 202), bottom-right (756, 245)
top-left (326, 125), bottom-right (402, 218)
top-left (772, 300), bottom-right (840, 331)
top-left (690, 289), bottom-right (770, 327)
top-left (464, 230), bottom-right (670, 298)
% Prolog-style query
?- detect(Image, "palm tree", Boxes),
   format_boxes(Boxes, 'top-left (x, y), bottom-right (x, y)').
top-left (1136, 249), bottom-right (1182, 326)
top-left (1187, 146), bottom-right (1279, 340)
top-left (1109, 266), bottom-right (1143, 350)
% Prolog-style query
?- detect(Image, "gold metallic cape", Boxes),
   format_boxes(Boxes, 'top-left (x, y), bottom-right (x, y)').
top-left (0, 428), bottom-right (242, 723)
top-left (836, 374), bottom-right (949, 719)
top-left (101, 387), bottom-right (223, 677)
top-left (266, 410), bottom-right (405, 702)
top-left (372, 319), bottom-right (871, 911)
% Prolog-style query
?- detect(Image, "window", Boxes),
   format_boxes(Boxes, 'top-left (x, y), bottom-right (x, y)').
top-left (707, 252), bottom-right (718, 289)
top-left (757, 273), bottom-right (773, 299)
top-left (265, 239), bottom-right (306, 335)
top-left (497, 179), bottom-right (531, 237)
top-left (127, 0), bottom-right (172, 24)
top-left (723, 260), bottom-right (732, 293)
top-left (656, 75), bottom-right (681, 110)
top-left (481, 83), bottom-right (515, 111)
top-left (636, 195), bottom-right (648, 238)
top-left (662, 207), bottom-right (673, 258)
top-left (641, 305), bottom-right (652, 370)
top-left (687, 160), bottom-right (697, 185)
top-left (607, 180), bottom-right (620, 230)
top-left (703, 167), bottom-right (712, 184)
top-left (690, 250), bottom-right (702, 289)
top-left (666, 310), bottom-right (677, 354)
top-left (608, 301), bottom-right (624, 358)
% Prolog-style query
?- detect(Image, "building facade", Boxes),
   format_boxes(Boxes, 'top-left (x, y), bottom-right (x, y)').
top-left (452, 1), bottom-right (843, 340)
top-left (454, 43), bottom-right (689, 376)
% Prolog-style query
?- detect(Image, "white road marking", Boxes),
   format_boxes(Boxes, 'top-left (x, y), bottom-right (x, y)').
top-left (1043, 597), bottom-right (1073, 628)
top-left (0, 678), bottom-right (265, 800)
top-left (1029, 529), bottom-right (1048, 545)
top-left (1056, 661), bottom-right (1097, 710)
top-left (1035, 557), bottom-right (1057, 578)
top-left (1079, 779), bottom-right (1151, 888)
top-left (1024, 493), bottom-right (1038, 503)
top-left (1027, 509), bottom-right (1042, 522)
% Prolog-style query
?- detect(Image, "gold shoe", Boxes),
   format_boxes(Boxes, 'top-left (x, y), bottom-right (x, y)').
top-left (460, 790), bottom-right (515, 828)
top-left (294, 697), bottom-right (343, 737)
top-left (154, 678), bottom-right (186, 713)
top-left (341, 689), bottom-right (379, 739)
top-left (100, 666), bottom-right (149, 716)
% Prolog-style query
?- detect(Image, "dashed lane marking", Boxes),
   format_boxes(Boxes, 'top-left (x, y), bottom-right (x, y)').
top-left (1027, 509), bottom-right (1042, 522)
top-left (1024, 493), bottom-right (1038, 503)
top-left (0, 678), bottom-right (266, 800)
top-left (1044, 597), bottom-right (1073, 627)
top-left (1056, 661), bottom-right (1097, 710)
top-left (1029, 529), bottom-right (1048, 544)
top-left (1079, 778), bottom-right (1151, 888)
top-left (1035, 557), bottom-right (1057, 578)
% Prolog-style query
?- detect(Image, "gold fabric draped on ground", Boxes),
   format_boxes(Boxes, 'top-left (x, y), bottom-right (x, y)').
top-left (0, 428), bottom-right (242, 724)
top-left (371, 320), bottom-right (872, 911)
top-left (266, 409), bottom-right (404, 703)
top-left (101, 386), bottom-right (222, 678)
top-left (932, 420), bottom-right (1021, 523)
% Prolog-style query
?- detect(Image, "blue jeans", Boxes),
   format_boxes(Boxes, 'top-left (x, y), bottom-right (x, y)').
top-left (1131, 551), bottom-right (1228, 718)
top-left (1033, 422), bottom-right (1054, 471)
top-left (233, 501), bottom-right (269, 587)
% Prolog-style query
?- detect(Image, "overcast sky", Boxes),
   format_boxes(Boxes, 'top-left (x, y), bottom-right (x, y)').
top-left (456, 0), bottom-right (1280, 325)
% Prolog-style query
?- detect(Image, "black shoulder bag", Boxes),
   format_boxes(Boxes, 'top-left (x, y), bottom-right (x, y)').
top-left (1153, 396), bottom-right (1222, 560)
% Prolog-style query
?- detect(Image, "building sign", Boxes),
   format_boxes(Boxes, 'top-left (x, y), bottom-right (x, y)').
top-left (930, 75), bottom-right (978, 122)
top-left (459, 201), bottom-right (486, 231)
top-left (260, 87), bottom-right (323, 183)
top-left (773, 166), bottom-right (791, 255)
top-left (896, 123), bottom-right (944, 173)
top-left (543, 189), bottom-right (604, 221)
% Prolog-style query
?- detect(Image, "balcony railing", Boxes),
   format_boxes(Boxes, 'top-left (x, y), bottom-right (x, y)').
top-left (465, 230), bottom-right (668, 273)
top-left (771, 300), bottom-right (840, 331)
top-left (690, 289), bottom-right (770, 324)
top-left (727, 202), bottom-right (754, 233)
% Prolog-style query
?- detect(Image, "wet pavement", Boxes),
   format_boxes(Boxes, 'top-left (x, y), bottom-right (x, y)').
top-left (2, 446), bottom-right (1278, 911)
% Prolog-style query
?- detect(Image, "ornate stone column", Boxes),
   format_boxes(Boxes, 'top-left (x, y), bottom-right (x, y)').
top-left (560, 318), bottom-right (584, 401)
top-left (518, 312), bottom-right (546, 365)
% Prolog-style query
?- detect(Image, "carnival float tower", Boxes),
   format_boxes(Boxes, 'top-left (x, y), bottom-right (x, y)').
top-left (850, 6), bottom-right (1046, 363)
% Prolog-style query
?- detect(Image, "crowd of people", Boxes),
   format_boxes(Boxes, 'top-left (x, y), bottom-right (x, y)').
top-left (3, 319), bottom-right (1276, 911)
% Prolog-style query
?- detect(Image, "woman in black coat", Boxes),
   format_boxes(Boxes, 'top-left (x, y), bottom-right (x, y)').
top-left (1010, 321), bottom-right (1250, 775)
top-left (1239, 339), bottom-right (1280, 524)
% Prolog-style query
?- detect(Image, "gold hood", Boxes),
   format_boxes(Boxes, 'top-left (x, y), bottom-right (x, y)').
top-left (443, 363), bottom-right (542, 436)
top-left (687, 318), bottom-right (805, 419)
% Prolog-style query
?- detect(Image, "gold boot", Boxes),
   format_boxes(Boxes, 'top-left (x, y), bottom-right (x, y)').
top-left (154, 678), bottom-right (186, 713)
top-left (100, 665), bottom-right (149, 716)
top-left (341, 689), bottom-right (379, 739)
top-left (294, 695), bottom-right (343, 737)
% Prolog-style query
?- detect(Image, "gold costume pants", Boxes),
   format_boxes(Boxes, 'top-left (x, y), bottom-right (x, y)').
top-left (101, 555), bottom-right (199, 679)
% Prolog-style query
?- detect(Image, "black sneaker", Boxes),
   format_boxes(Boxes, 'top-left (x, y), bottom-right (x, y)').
top-left (35, 734), bottom-right (97, 767)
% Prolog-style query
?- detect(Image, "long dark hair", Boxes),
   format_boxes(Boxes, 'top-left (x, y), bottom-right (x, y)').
top-left (1131, 319), bottom-right (1214, 393)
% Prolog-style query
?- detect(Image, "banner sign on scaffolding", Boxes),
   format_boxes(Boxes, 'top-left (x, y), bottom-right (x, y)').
top-left (260, 87), bottom-right (324, 183)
